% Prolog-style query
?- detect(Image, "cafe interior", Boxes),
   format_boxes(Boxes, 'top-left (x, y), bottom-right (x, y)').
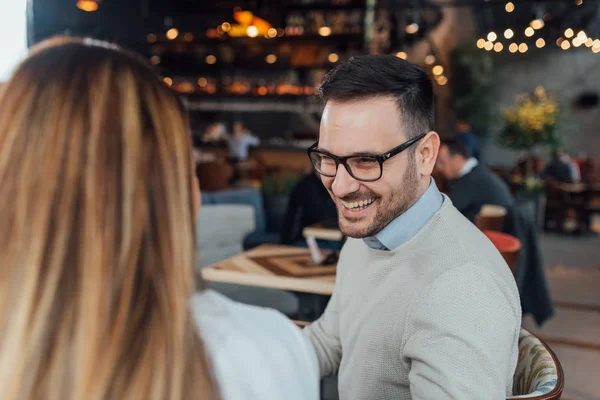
top-left (3, 0), bottom-right (600, 398)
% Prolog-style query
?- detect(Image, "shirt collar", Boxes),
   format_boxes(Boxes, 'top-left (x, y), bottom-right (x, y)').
top-left (363, 178), bottom-right (444, 251)
top-left (459, 158), bottom-right (479, 178)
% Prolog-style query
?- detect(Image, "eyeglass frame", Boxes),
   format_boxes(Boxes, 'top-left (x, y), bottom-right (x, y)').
top-left (307, 133), bottom-right (427, 182)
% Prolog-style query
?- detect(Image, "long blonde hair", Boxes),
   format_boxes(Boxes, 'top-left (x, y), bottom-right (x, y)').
top-left (0, 37), bottom-right (217, 400)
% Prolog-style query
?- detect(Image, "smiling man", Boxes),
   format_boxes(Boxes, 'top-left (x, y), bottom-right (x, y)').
top-left (304, 55), bottom-right (521, 400)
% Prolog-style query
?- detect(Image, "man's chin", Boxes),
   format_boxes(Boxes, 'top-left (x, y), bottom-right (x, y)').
top-left (338, 218), bottom-right (374, 239)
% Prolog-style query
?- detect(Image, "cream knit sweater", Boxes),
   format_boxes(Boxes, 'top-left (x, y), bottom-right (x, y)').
top-left (304, 196), bottom-right (521, 400)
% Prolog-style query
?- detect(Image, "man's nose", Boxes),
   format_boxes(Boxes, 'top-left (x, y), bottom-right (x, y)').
top-left (332, 164), bottom-right (360, 199)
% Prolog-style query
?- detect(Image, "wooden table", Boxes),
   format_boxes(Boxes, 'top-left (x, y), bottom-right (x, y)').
top-left (201, 245), bottom-right (336, 296)
top-left (302, 224), bottom-right (344, 241)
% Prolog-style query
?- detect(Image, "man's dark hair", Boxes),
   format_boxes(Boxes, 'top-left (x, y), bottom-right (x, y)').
top-left (442, 138), bottom-right (472, 160)
top-left (317, 54), bottom-right (435, 140)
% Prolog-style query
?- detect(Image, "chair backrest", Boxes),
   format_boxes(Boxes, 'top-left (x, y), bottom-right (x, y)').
top-left (483, 230), bottom-right (521, 273)
top-left (508, 328), bottom-right (564, 400)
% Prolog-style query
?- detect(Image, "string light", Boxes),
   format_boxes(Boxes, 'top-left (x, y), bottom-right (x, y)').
top-left (494, 42), bottom-right (503, 52)
top-left (150, 55), bottom-right (160, 65)
top-left (487, 32), bottom-right (497, 41)
top-left (166, 28), bottom-right (179, 40)
top-left (328, 53), bottom-right (340, 63)
top-left (575, 0), bottom-right (583, 5)
top-left (484, 41), bottom-right (494, 51)
top-left (147, 34), bottom-right (157, 43)
top-left (519, 43), bottom-right (529, 53)
top-left (221, 22), bottom-right (231, 32)
top-left (557, 37), bottom-right (565, 46)
top-left (432, 65), bottom-right (444, 75)
top-left (436, 76), bottom-right (448, 86)
top-left (163, 77), bottom-right (173, 86)
top-left (267, 28), bottom-right (277, 38)
top-left (318, 26), bottom-right (332, 36)
top-left (477, 38), bottom-right (486, 48)
top-left (247, 25), bottom-right (259, 37)
top-left (564, 28), bottom-right (574, 38)
top-left (424, 54), bottom-right (436, 65)
top-left (525, 27), bottom-right (535, 37)
top-left (577, 31), bottom-right (588, 41)
top-left (536, 38), bottom-right (546, 48)
top-left (504, 29), bottom-right (514, 39)
top-left (205, 55), bottom-right (217, 64)
top-left (585, 38), bottom-right (594, 47)
top-left (573, 37), bottom-right (582, 47)
top-left (396, 51), bottom-right (408, 60)
top-left (509, 43), bottom-right (519, 53)
top-left (405, 23), bottom-right (419, 34)
top-left (265, 54), bottom-right (277, 64)
top-left (561, 40), bottom-right (571, 50)
top-left (505, 2), bottom-right (515, 12)
top-left (198, 78), bottom-right (208, 87)
top-left (183, 33), bottom-right (194, 42)
top-left (530, 18), bottom-right (544, 30)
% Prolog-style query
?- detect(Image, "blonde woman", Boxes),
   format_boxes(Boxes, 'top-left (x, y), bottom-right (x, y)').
top-left (0, 37), bottom-right (318, 400)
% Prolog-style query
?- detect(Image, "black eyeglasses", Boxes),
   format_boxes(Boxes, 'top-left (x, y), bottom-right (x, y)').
top-left (307, 133), bottom-right (427, 182)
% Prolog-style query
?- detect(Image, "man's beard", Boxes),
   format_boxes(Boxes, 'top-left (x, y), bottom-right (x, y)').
top-left (334, 156), bottom-right (420, 239)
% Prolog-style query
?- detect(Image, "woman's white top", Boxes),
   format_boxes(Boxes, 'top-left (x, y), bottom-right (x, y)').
top-left (191, 290), bottom-right (319, 400)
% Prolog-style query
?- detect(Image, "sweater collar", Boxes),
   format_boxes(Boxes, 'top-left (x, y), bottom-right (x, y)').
top-left (363, 178), bottom-right (444, 251)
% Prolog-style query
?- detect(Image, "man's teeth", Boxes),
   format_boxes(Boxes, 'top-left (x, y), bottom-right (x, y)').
top-left (341, 198), bottom-right (375, 210)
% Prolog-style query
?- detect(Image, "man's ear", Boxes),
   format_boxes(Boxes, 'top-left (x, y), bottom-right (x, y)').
top-left (417, 131), bottom-right (440, 176)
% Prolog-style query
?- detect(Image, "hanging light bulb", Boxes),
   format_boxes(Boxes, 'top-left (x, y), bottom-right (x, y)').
top-left (77, 0), bottom-right (99, 12)
top-left (529, 7), bottom-right (545, 30)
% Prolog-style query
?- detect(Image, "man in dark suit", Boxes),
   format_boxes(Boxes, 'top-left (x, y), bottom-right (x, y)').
top-left (436, 138), bottom-right (514, 222)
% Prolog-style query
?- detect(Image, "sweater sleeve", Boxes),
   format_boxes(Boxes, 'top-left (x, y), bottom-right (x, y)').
top-left (401, 263), bottom-right (520, 400)
top-left (303, 248), bottom-right (346, 378)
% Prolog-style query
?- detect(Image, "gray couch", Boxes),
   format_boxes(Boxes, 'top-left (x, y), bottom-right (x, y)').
top-left (196, 203), bottom-right (299, 316)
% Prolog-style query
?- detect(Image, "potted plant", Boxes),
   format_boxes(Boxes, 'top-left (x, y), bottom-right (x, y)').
top-left (498, 86), bottom-right (562, 180)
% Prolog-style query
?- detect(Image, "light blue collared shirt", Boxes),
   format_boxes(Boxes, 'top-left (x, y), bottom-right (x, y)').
top-left (363, 178), bottom-right (444, 251)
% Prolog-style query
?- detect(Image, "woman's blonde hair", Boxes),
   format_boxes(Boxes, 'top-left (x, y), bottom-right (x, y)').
top-left (0, 37), bottom-right (216, 400)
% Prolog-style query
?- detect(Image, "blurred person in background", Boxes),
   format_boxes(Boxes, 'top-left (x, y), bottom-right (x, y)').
top-left (455, 119), bottom-right (480, 161)
top-left (542, 149), bottom-right (579, 184)
top-left (436, 138), bottom-right (514, 222)
top-left (280, 168), bottom-right (338, 247)
top-left (0, 37), bottom-right (318, 400)
top-left (228, 121), bottom-right (260, 162)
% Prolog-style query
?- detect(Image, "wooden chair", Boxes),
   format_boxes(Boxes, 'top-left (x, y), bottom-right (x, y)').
top-left (483, 230), bottom-right (521, 273)
top-left (476, 204), bottom-right (508, 232)
top-left (508, 328), bottom-right (564, 400)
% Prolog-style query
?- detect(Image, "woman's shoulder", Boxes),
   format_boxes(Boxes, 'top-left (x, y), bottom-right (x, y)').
top-left (190, 290), bottom-right (319, 400)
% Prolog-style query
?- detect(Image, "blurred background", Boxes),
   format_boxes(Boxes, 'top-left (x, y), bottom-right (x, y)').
top-left (2, 1), bottom-right (599, 399)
